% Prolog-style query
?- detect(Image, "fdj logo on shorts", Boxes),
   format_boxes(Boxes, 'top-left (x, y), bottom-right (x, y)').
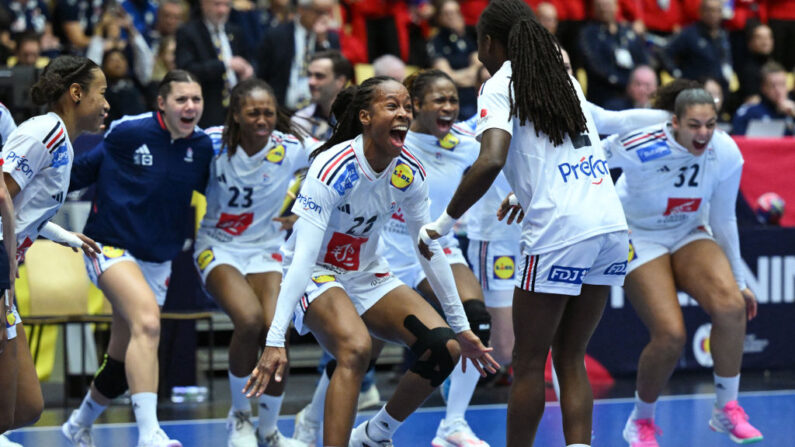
top-left (493, 256), bottom-right (515, 280)
top-left (548, 265), bottom-right (589, 284)
top-left (266, 145), bottom-right (286, 164)
top-left (197, 249), bottom-right (215, 271)
top-left (390, 162), bottom-right (414, 191)
top-left (557, 155), bottom-right (609, 184)
top-left (296, 192), bottom-right (322, 214)
top-left (333, 162), bottom-right (359, 196)
top-left (604, 261), bottom-right (627, 275)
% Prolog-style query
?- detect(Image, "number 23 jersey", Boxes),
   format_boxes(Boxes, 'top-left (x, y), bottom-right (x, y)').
top-left (284, 135), bottom-right (431, 273)
top-left (198, 128), bottom-right (312, 246)
top-left (603, 123), bottom-right (743, 233)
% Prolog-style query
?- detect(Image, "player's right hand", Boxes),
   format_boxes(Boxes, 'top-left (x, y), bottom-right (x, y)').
top-left (244, 346), bottom-right (288, 398)
top-left (455, 330), bottom-right (499, 377)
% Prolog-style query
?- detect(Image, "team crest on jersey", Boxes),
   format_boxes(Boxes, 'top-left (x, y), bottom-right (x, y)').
top-left (184, 147), bottom-right (194, 163)
top-left (493, 256), bottom-right (515, 280)
top-left (390, 162), bottom-right (414, 191)
top-left (102, 246), bottom-right (125, 259)
top-left (266, 145), bottom-right (286, 164)
top-left (51, 144), bottom-right (69, 168)
top-left (197, 249), bottom-right (215, 271)
top-left (437, 133), bottom-right (459, 150)
top-left (311, 275), bottom-right (336, 285)
top-left (216, 212), bottom-right (254, 235)
top-left (333, 163), bottom-right (359, 196)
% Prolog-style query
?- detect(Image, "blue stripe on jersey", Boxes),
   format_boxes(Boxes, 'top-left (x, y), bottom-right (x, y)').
top-left (399, 153), bottom-right (425, 181)
top-left (41, 121), bottom-right (60, 144)
top-left (622, 130), bottom-right (666, 152)
top-left (452, 123), bottom-right (475, 137)
top-left (323, 154), bottom-right (356, 186)
top-left (317, 144), bottom-right (353, 180)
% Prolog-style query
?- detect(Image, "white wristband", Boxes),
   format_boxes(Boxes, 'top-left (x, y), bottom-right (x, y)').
top-left (40, 222), bottom-right (83, 248)
top-left (508, 193), bottom-right (519, 207)
top-left (433, 210), bottom-right (457, 237)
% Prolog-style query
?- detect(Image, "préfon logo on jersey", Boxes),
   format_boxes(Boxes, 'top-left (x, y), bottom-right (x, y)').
top-left (5, 151), bottom-right (33, 178)
top-left (390, 161), bottom-right (414, 191)
top-left (635, 141), bottom-right (672, 163)
top-left (51, 144), bottom-right (69, 168)
top-left (296, 192), bottom-right (322, 214)
top-left (333, 162), bottom-right (359, 196)
top-left (557, 155), bottom-right (609, 185)
top-left (603, 261), bottom-right (627, 275)
top-left (266, 145), bottom-right (286, 164)
top-left (493, 256), bottom-right (515, 280)
top-left (548, 265), bottom-right (589, 284)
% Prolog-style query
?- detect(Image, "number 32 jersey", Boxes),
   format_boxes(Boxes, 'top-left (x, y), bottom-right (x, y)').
top-left (603, 123), bottom-right (743, 233)
top-left (284, 135), bottom-right (431, 274)
top-left (198, 127), bottom-right (312, 247)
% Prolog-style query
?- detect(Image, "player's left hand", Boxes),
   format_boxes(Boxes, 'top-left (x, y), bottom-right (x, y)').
top-left (497, 193), bottom-right (524, 224)
top-left (244, 346), bottom-right (287, 398)
top-left (741, 288), bottom-right (758, 321)
top-left (68, 232), bottom-right (101, 258)
top-left (273, 214), bottom-right (298, 231)
top-left (455, 330), bottom-right (499, 377)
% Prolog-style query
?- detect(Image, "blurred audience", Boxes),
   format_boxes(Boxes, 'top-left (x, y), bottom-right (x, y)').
top-left (604, 65), bottom-right (658, 110)
top-left (102, 48), bottom-right (147, 125)
top-left (737, 23), bottom-right (775, 104)
top-left (372, 53), bottom-right (406, 81)
top-left (8, 31), bottom-right (47, 68)
top-left (535, 1), bottom-right (559, 36)
top-left (292, 49), bottom-right (353, 140)
top-left (767, 0), bottom-right (795, 72)
top-left (732, 62), bottom-right (794, 136)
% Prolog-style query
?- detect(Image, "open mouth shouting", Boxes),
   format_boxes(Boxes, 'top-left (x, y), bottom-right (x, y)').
top-left (692, 137), bottom-right (708, 152)
top-left (390, 124), bottom-right (408, 148)
top-left (436, 116), bottom-right (454, 134)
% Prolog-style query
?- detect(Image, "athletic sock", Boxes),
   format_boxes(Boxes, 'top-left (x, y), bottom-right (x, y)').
top-left (257, 393), bottom-right (284, 436)
top-left (307, 369), bottom-right (330, 423)
top-left (445, 359), bottom-right (479, 421)
top-left (131, 392), bottom-right (159, 440)
top-left (714, 373), bottom-right (740, 408)
top-left (73, 392), bottom-right (107, 427)
top-left (228, 371), bottom-right (252, 413)
top-left (633, 391), bottom-right (657, 420)
top-left (366, 405), bottom-right (401, 442)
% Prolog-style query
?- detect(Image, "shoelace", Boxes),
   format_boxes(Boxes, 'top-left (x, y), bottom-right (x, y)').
top-left (232, 412), bottom-right (253, 431)
top-left (74, 427), bottom-right (93, 446)
top-left (724, 404), bottom-right (750, 425)
top-left (447, 419), bottom-right (477, 438)
top-left (635, 420), bottom-right (663, 441)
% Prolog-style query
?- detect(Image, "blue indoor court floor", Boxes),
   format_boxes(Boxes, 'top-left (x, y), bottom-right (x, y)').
top-left (7, 389), bottom-right (794, 446)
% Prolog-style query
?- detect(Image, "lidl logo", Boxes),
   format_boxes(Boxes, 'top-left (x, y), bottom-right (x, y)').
top-left (6, 309), bottom-right (16, 327)
top-left (493, 256), bottom-right (515, 280)
top-left (102, 246), bottom-right (125, 259)
top-left (628, 239), bottom-right (636, 262)
top-left (390, 162), bottom-right (414, 191)
top-left (197, 249), bottom-right (215, 271)
top-left (438, 133), bottom-right (459, 150)
top-left (312, 275), bottom-right (336, 285)
top-left (266, 145), bottom-right (286, 164)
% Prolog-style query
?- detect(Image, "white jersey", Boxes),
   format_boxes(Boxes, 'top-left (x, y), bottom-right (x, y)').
top-left (0, 103), bottom-right (17, 146)
top-left (380, 126), bottom-right (479, 259)
top-left (476, 61), bottom-right (627, 254)
top-left (1, 112), bottom-right (72, 252)
top-left (198, 127), bottom-right (312, 247)
top-left (466, 171), bottom-right (521, 242)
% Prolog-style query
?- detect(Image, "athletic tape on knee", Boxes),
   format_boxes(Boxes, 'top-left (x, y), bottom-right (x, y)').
top-left (463, 300), bottom-right (492, 345)
top-left (93, 354), bottom-right (129, 399)
top-left (404, 315), bottom-right (456, 387)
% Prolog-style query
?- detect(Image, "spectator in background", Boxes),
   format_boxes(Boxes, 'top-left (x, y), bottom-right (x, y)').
top-left (256, 0), bottom-right (340, 110)
top-left (102, 48), bottom-right (147, 125)
top-left (151, 0), bottom-right (185, 52)
top-left (535, 2), bottom-right (559, 35)
top-left (176, 0), bottom-right (254, 127)
top-left (5, 0), bottom-right (50, 42)
top-left (732, 62), bottom-right (795, 136)
top-left (228, 0), bottom-right (287, 64)
top-left (579, 0), bottom-right (649, 106)
top-left (703, 76), bottom-right (729, 124)
top-left (85, 6), bottom-right (153, 86)
top-left (604, 64), bottom-right (658, 110)
top-left (121, 0), bottom-right (158, 45)
top-left (150, 35), bottom-right (175, 83)
top-left (52, 0), bottom-right (106, 53)
top-left (427, 0), bottom-right (480, 119)
top-left (766, 0), bottom-right (795, 71)
top-left (292, 50), bottom-right (353, 140)
top-left (372, 53), bottom-right (406, 81)
top-left (665, 0), bottom-right (733, 94)
top-left (9, 32), bottom-right (46, 68)
top-left (737, 23), bottom-right (775, 104)
top-left (619, 0), bottom-right (683, 36)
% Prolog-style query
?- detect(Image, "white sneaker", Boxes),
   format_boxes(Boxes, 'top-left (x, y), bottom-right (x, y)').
top-left (293, 405), bottom-right (321, 445)
top-left (431, 418), bottom-right (489, 447)
top-left (0, 434), bottom-right (22, 447)
top-left (136, 428), bottom-right (182, 447)
top-left (357, 385), bottom-right (382, 411)
top-left (61, 411), bottom-right (95, 447)
top-left (257, 428), bottom-right (309, 447)
top-left (622, 416), bottom-right (661, 447)
top-left (227, 410), bottom-right (257, 447)
top-left (348, 421), bottom-right (393, 447)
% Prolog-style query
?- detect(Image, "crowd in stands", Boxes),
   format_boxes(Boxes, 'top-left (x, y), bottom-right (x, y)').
top-left (1, 0), bottom-right (794, 134)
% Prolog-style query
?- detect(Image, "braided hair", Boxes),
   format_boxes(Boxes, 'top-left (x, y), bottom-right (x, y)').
top-left (222, 78), bottom-right (304, 156)
top-left (403, 69), bottom-right (455, 105)
top-left (310, 75), bottom-right (396, 160)
top-left (30, 55), bottom-right (100, 107)
top-left (477, 0), bottom-right (586, 146)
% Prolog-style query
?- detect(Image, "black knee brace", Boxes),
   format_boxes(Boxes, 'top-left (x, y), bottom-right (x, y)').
top-left (93, 354), bottom-right (129, 399)
top-left (404, 315), bottom-right (456, 387)
top-left (463, 300), bottom-right (492, 346)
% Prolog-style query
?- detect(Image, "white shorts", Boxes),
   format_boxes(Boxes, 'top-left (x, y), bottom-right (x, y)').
top-left (627, 225), bottom-right (714, 274)
top-left (193, 239), bottom-right (283, 283)
top-left (292, 262), bottom-right (404, 336)
top-left (467, 239), bottom-right (520, 293)
top-left (4, 299), bottom-right (21, 340)
top-left (516, 231), bottom-right (629, 296)
top-left (84, 243), bottom-right (172, 306)
top-left (392, 242), bottom-right (468, 289)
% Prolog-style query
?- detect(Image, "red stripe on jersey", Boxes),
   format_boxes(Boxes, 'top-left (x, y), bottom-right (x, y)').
top-left (622, 131), bottom-right (664, 148)
top-left (45, 127), bottom-right (64, 149)
top-left (352, 150), bottom-right (373, 181)
top-left (320, 147), bottom-right (354, 182)
top-left (524, 255), bottom-right (535, 290)
top-left (0, 159), bottom-right (4, 167)
top-left (400, 149), bottom-right (426, 177)
top-left (156, 111), bottom-right (167, 130)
